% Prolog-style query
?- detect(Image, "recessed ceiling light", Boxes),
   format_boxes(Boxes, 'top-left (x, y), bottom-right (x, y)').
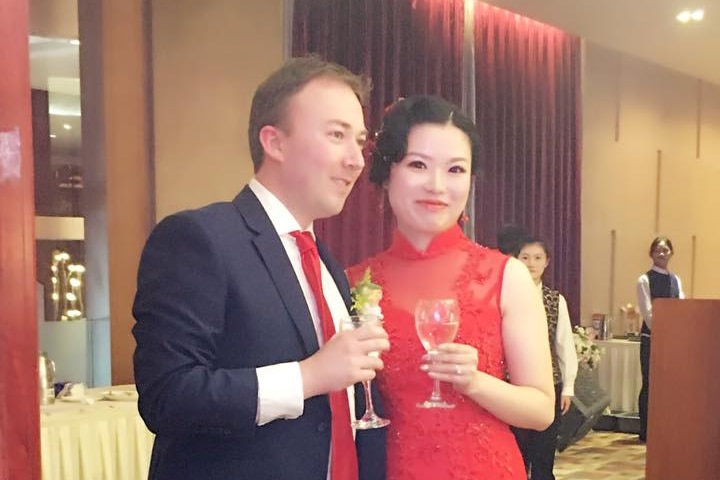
top-left (63, 124), bottom-right (72, 130)
top-left (676, 9), bottom-right (704, 23)
top-left (49, 134), bottom-right (57, 139)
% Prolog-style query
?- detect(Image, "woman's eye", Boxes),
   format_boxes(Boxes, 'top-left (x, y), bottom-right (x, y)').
top-left (329, 131), bottom-right (344, 140)
top-left (449, 165), bottom-right (467, 174)
top-left (407, 160), bottom-right (426, 169)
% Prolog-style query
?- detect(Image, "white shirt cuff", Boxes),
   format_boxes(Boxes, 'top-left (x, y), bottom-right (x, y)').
top-left (256, 362), bottom-right (304, 426)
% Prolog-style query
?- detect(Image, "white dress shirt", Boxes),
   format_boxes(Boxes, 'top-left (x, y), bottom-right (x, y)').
top-left (248, 179), bottom-right (355, 426)
top-left (538, 283), bottom-right (578, 397)
top-left (636, 265), bottom-right (685, 331)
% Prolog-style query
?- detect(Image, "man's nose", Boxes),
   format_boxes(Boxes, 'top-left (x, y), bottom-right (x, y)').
top-left (345, 140), bottom-right (365, 170)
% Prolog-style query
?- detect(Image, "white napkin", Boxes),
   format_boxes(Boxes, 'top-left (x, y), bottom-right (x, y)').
top-left (57, 382), bottom-right (95, 404)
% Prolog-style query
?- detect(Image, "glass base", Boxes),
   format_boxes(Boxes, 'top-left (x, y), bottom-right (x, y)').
top-left (417, 399), bottom-right (455, 409)
top-left (353, 414), bottom-right (391, 430)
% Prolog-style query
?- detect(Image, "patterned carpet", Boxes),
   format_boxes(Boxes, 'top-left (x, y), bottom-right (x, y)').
top-left (554, 431), bottom-right (646, 480)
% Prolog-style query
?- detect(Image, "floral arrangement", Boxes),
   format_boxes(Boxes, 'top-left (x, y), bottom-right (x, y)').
top-left (573, 326), bottom-right (603, 369)
top-left (350, 268), bottom-right (383, 320)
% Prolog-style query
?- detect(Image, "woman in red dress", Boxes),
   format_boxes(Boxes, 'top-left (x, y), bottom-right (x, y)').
top-left (348, 96), bottom-right (554, 480)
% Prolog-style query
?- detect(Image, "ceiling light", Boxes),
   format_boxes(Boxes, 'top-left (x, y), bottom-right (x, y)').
top-left (49, 107), bottom-right (82, 117)
top-left (50, 134), bottom-right (57, 139)
top-left (676, 9), bottom-right (704, 23)
top-left (63, 124), bottom-right (72, 130)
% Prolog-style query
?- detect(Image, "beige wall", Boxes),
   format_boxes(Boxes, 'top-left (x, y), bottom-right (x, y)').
top-left (581, 42), bottom-right (720, 332)
top-left (152, 0), bottom-right (285, 220)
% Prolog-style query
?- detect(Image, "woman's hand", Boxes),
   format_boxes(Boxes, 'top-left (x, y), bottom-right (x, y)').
top-left (420, 343), bottom-right (480, 395)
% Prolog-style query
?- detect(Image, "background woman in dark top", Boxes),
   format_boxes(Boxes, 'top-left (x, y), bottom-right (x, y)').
top-left (636, 236), bottom-right (685, 442)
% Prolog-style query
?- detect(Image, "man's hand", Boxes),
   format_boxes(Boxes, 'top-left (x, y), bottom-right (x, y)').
top-left (299, 324), bottom-right (389, 399)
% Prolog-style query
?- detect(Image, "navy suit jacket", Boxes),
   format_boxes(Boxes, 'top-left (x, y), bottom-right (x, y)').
top-left (132, 186), bottom-right (386, 480)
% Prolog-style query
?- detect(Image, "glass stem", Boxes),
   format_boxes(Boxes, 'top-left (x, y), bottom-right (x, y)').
top-left (429, 352), bottom-right (443, 402)
top-left (430, 378), bottom-right (443, 402)
top-left (362, 380), bottom-right (375, 418)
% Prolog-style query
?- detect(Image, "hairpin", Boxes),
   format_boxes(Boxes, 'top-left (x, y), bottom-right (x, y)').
top-left (383, 96), bottom-right (406, 113)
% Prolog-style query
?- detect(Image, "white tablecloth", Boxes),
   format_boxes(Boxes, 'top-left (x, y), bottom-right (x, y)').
top-left (595, 339), bottom-right (642, 413)
top-left (40, 384), bottom-right (154, 480)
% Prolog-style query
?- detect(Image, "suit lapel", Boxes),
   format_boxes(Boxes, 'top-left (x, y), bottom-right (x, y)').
top-left (233, 187), bottom-right (320, 355)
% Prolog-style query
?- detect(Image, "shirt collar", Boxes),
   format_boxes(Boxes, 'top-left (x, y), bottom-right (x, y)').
top-left (248, 178), bottom-right (314, 237)
top-left (651, 265), bottom-right (670, 275)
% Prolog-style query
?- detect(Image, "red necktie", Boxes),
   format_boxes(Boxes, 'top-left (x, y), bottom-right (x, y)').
top-left (290, 231), bottom-right (358, 480)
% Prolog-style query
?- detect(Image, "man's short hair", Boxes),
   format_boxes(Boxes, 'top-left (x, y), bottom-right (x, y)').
top-left (248, 55), bottom-right (371, 171)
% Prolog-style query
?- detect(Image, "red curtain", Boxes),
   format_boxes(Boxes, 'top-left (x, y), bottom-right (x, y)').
top-left (293, 0), bottom-right (466, 267)
top-left (472, 3), bottom-right (582, 323)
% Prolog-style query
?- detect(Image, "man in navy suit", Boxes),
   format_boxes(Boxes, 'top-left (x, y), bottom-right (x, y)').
top-left (132, 56), bottom-right (389, 480)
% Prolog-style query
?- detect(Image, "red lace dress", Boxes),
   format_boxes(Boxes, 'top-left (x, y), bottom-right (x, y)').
top-left (348, 225), bottom-right (526, 480)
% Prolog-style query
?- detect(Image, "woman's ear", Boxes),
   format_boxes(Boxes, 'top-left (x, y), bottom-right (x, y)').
top-left (258, 125), bottom-right (284, 163)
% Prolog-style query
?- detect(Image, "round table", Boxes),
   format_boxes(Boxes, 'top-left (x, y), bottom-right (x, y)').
top-left (595, 339), bottom-right (642, 413)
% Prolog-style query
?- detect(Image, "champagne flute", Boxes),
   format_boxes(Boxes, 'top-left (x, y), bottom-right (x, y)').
top-left (415, 298), bottom-right (460, 408)
top-left (340, 315), bottom-right (391, 429)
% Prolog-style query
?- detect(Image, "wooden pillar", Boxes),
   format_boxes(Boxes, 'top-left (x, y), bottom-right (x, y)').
top-left (0, 0), bottom-right (41, 478)
top-left (645, 299), bottom-right (720, 479)
top-left (78, 0), bottom-right (153, 384)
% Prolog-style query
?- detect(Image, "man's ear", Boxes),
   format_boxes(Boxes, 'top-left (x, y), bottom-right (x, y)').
top-left (258, 125), bottom-right (284, 163)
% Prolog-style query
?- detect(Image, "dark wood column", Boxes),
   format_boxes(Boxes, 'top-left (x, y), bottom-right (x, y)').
top-left (78, 0), bottom-right (153, 384)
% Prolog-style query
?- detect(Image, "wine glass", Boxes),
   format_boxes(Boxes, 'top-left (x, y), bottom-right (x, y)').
top-left (415, 298), bottom-right (460, 408)
top-left (340, 315), bottom-right (391, 429)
